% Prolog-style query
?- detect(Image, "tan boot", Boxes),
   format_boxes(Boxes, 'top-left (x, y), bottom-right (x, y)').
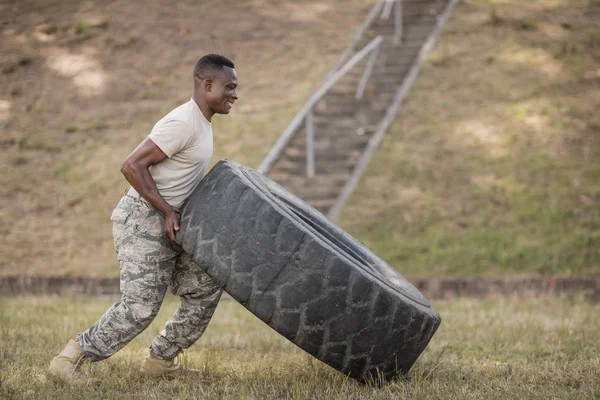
top-left (48, 339), bottom-right (101, 387)
top-left (140, 352), bottom-right (184, 378)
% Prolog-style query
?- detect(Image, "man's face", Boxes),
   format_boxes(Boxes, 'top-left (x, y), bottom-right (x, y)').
top-left (206, 66), bottom-right (238, 115)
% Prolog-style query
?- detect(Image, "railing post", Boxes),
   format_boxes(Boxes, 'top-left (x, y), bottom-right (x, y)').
top-left (356, 44), bottom-right (381, 99)
top-left (381, 0), bottom-right (394, 19)
top-left (306, 110), bottom-right (315, 178)
top-left (324, 0), bottom-right (386, 81)
top-left (394, 0), bottom-right (403, 43)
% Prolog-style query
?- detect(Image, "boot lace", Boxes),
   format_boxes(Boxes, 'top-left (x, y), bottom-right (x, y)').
top-left (71, 355), bottom-right (92, 381)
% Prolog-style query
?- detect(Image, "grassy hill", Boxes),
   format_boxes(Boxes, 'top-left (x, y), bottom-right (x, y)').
top-left (339, 0), bottom-right (600, 277)
top-left (1, 0), bottom-right (598, 277)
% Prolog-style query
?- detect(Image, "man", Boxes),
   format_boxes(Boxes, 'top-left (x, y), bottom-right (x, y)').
top-left (49, 54), bottom-right (239, 386)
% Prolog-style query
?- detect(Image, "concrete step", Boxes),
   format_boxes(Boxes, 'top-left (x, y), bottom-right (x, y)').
top-left (327, 88), bottom-right (396, 102)
top-left (313, 102), bottom-right (362, 116)
top-left (271, 161), bottom-right (357, 179)
top-left (311, 111), bottom-right (387, 129)
top-left (380, 43), bottom-right (426, 55)
top-left (332, 78), bottom-right (405, 94)
top-left (305, 198), bottom-right (335, 213)
top-left (282, 151), bottom-right (360, 165)
top-left (278, 181), bottom-right (343, 200)
top-left (272, 156), bottom-right (359, 176)
top-left (375, 23), bottom-right (437, 38)
top-left (312, 124), bottom-right (378, 137)
top-left (312, 114), bottom-right (359, 127)
top-left (284, 178), bottom-right (347, 200)
top-left (312, 109), bottom-right (360, 119)
top-left (269, 171), bottom-right (350, 187)
top-left (281, 140), bottom-right (369, 160)
top-left (290, 132), bottom-right (371, 148)
top-left (280, 173), bottom-right (349, 189)
top-left (343, 62), bottom-right (415, 81)
top-left (372, 0), bottom-right (446, 18)
top-left (377, 63), bottom-right (417, 74)
top-left (314, 98), bottom-right (373, 113)
top-left (367, 75), bottom-right (407, 86)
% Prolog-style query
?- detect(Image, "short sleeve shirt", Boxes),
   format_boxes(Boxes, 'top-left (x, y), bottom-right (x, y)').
top-left (128, 98), bottom-right (213, 210)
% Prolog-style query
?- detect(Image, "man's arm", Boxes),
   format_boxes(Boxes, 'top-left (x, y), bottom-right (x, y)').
top-left (120, 138), bottom-right (180, 241)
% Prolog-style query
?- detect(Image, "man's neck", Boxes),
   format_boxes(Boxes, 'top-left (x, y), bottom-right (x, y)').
top-left (192, 96), bottom-right (214, 122)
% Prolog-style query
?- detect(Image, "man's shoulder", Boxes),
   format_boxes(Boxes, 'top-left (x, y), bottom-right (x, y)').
top-left (153, 102), bottom-right (195, 132)
top-left (161, 100), bottom-right (195, 125)
top-left (152, 99), bottom-right (209, 138)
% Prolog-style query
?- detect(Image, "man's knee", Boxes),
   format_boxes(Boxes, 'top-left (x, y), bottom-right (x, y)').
top-left (122, 294), bottom-right (163, 327)
top-left (181, 283), bottom-right (222, 301)
top-left (171, 270), bottom-right (221, 299)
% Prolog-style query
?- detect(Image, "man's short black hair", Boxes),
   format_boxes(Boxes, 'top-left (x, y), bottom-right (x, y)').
top-left (194, 54), bottom-right (235, 79)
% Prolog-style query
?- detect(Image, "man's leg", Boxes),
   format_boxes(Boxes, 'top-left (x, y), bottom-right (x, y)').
top-left (50, 196), bottom-right (177, 385)
top-left (75, 258), bottom-right (175, 361)
top-left (77, 199), bottom-right (177, 361)
top-left (148, 251), bottom-right (222, 361)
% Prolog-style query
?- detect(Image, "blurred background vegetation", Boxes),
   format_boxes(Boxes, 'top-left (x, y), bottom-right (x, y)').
top-left (1, 0), bottom-right (598, 278)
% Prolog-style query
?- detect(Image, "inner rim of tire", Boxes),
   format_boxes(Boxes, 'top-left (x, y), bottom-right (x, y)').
top-left (272, 193), bottom-right (379, 275)
top-left (272, 192), bottom-right (426, 304)
top-left (240, 167), bottom-right (427, 304)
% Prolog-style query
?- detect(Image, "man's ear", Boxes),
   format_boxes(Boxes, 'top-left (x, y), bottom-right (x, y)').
top-left (204, 79), bottom-right (213, 92)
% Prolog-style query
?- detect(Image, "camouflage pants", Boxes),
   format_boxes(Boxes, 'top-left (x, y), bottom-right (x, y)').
top-left (76, 194), bottom-right (222, 362)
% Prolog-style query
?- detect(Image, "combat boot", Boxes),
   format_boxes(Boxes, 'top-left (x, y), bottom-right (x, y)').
top-left (49, 339), bottom-right (101, 386)
top-left (140, 351), bottom-right (197, 378)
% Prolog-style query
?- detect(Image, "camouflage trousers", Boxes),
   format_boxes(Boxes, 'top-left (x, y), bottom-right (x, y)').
top-left (76, 194), bottom-right (222, 362)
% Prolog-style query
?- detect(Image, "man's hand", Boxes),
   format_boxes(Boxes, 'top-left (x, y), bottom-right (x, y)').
top-left (165, 208), bottom-right (180, 242)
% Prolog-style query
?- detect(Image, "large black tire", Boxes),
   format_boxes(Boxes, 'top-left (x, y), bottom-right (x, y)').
top-left (177, 159), bottom-right (441, 383)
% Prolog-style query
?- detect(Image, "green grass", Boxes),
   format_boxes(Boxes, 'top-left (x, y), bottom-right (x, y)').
top-left (339, 0), bottom-right (600, 278)
top-left (0, 296), bottom-right (598, 399)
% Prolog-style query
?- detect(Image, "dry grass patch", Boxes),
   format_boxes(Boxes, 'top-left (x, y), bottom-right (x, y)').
top-left (1, 295), bottom-right (598, 399)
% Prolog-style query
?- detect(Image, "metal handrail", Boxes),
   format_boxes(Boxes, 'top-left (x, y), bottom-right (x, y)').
top-left (257, 35), bottom-right (384, 176)
top-left (326, 0), bottom-right (403, 79)
top-left (324, 0), bottom-right (386, 81)
top-left (394, 0), bottom-right (403, 42)
top-left (381, 0), bottom-right (394, 19)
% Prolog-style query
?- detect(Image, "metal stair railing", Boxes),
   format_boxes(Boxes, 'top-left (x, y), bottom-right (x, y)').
top-left (258, 1), bottom-right (406, 179)
top-left (257, 35), bottom-right (384, 178)
top-left (327, 0), bottom-right (462, 220)
top-left (257, 0), bottom-right (459, 220)
top-left (381, 0), bottom-right (404, 41)
top-left (325, 0), bottom-right (404, 81)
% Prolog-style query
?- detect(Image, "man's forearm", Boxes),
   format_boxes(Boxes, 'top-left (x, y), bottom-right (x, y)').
top-left (121, 162), bottom-right (173, 216)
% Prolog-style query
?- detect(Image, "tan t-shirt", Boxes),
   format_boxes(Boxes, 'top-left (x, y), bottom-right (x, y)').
top-left (128, 98), bottom-right (213, 210)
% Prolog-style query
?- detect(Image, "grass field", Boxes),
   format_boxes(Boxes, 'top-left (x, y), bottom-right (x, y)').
top-left (1, 295), bottom-right (598, 399)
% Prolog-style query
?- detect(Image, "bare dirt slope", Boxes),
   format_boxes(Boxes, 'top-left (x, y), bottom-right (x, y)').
top-left (1, 0), bottom-right (374, 276)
